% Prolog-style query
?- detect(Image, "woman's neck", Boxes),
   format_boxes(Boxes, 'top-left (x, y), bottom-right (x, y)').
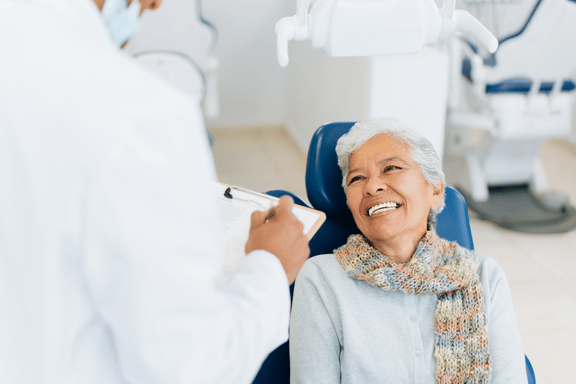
top-left (371, 230), bottom-right (429, 264)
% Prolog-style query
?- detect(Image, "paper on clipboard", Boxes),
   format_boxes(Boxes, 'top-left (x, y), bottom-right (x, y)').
top-left (215, 182), bottom-right (325, 283)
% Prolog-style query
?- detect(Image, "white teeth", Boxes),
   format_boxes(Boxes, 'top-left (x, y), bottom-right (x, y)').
top-left (368, 202), bottom-right (398, 216)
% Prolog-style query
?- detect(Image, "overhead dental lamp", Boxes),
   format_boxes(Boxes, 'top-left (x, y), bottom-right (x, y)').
top-left (275, 0), bottom-right (498, 67)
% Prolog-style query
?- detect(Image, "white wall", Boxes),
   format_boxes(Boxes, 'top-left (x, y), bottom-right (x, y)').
top-left (369, 50), bottom-right (449, 159)
top-left (282, 44), bottom-right (450, 157)
top-left (202, 0), bottom-right (291, 126)
top-left (283, 43), bottom-right (372, 151)
top-left (573, 103), bottom-right (576, 143)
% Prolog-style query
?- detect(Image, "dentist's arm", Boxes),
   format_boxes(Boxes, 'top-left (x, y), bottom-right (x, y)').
top-left (83, 100), bottom-right (303, 384)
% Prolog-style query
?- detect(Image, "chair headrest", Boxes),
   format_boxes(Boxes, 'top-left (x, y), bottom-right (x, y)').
top-left (305, 122), bottom-right (356, 217)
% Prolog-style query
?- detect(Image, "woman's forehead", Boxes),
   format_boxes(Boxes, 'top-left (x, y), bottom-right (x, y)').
top-left (349, 134), bottom-right (412, 165)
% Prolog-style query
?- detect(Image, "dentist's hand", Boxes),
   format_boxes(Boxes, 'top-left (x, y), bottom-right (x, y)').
top-left (245, 195), bottom-right (310, 284)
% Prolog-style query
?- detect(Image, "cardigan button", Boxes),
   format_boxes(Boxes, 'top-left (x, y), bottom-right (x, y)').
top-left (415, 350), bottom-right (422, 357)
top-left (410, 315), bottom-right (417, 322)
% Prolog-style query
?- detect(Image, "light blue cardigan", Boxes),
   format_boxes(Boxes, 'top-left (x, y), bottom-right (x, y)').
top-left (289, 253), bottom-right (528, 384)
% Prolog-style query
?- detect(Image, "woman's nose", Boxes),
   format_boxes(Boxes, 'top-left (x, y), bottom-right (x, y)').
top-left (364, 176), bottom-right (386, 195)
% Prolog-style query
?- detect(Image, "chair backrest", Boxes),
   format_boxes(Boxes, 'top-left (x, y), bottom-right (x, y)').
top-left (305, 122), bottom-right (475, 252)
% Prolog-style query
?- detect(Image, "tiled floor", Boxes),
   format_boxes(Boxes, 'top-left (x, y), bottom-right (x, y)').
top-left (208, 126), bottom-right (576, 384)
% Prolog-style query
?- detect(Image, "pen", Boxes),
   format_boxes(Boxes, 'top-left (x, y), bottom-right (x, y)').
top-left (264, 203), bottom-right (278, 223)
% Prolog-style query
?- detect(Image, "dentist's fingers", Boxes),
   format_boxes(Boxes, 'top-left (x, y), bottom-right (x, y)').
top-left (245, 196), bottom-right (310, 284)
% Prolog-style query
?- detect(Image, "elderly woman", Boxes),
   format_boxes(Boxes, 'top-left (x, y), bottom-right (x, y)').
top-left (289, 118), bottom-right (527, 384)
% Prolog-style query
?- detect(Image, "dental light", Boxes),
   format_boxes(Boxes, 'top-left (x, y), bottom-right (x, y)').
top-left (275, 0), bottom-right (498, 67)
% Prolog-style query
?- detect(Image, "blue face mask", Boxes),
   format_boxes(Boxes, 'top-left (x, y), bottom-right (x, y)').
top-left (101, 0), bottom-right (142, 47)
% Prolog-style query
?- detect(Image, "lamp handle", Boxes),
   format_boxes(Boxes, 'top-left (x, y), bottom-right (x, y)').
top-left (275, 17), bottom-right (296, 67)
top-left (441, 0), bottom-right (498, 54)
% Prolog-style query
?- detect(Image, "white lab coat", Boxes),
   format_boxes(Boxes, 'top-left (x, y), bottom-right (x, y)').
top-left (0, 1), bottom-right (290, 383)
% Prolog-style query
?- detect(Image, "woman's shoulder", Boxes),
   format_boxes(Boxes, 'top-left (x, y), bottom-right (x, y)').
top-left (301, 254), bottom-right (342, 273)
top-left (472, 252), bottom-right (512, 301)
top-left (298, 254), bottom-right (349, 285)
top-left (475, 253), bottom-right (506, 279)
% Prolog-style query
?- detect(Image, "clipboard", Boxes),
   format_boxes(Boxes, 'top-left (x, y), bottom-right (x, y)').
top-left (215, 182), bottom-right (326, 239)
top-left (215, 182), bottom-right (326, 283)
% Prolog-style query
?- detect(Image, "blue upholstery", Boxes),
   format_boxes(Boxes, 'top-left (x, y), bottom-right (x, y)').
top-left (484, 79), bottom-right (576, 94)
top-left (526, 355), bottom-right (536, 384)
top-left (253, 122), bottom-right (535, 383)
top-left (265, 189), bottom-right (309, 206)
top-left (251, 190), bottom-right (309, 384)
top-left (462, 56), bottom-right (576, 94)
top-left (252, 338), bottom-right (289, 384)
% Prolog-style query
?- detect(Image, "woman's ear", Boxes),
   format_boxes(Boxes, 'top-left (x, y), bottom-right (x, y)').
top-left (430, 182), bottom-right (445, 210)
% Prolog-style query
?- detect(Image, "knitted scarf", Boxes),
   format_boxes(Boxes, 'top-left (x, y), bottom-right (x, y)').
top-left (335, 231), bottom-right (491, 384)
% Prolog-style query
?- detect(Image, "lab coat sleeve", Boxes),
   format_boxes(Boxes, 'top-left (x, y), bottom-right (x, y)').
top-left (289, 259), bottom-right (341, 384)
top-left (479, 256), bottom-right (528, 384)
top-left (82, 105), bottom-right (290, 384)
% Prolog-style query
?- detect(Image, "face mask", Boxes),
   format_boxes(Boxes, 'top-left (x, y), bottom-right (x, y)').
top-left (101, 0), bottom-right (142, 47)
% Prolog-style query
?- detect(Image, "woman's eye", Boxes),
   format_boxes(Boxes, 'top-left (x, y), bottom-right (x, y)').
top-left (384, 165), bottom-right (400, 172)
top-left (348, 175), bottom-right (364, 185)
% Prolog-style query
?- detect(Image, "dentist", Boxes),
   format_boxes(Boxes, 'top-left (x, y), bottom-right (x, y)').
top-left (0, 0), bottom-right (309, 383)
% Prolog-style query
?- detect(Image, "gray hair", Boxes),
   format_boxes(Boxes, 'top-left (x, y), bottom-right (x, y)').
top-left (335, 118), bottom-right (446, 229)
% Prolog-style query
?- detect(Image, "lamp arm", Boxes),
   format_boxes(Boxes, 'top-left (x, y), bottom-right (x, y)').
top-left (442, 9), bottom-right (498, 53)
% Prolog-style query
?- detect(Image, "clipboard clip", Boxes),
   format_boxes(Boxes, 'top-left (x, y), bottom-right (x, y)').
top-left (223, 186), bottom-right (267, 209)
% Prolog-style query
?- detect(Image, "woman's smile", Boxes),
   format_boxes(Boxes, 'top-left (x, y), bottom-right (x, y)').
top-left (366, 201), bottom-right (402, 216)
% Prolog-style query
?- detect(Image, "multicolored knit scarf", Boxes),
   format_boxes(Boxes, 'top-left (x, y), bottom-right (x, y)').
top-left (335, 231), bottom-right (492, 384)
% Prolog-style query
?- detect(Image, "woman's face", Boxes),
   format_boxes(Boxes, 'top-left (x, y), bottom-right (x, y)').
top-left (345, 134), bottom-right (443, 251)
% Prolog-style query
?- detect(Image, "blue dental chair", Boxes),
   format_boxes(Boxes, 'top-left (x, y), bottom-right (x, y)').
top-left (253, 122), bottom-right (535, 384)
top-left (445, 0), bottom-right (576, 233)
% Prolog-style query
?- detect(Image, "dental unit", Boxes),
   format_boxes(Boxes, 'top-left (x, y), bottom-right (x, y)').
top-left (275, 0), bottom-right (498, 67)
top-left (444, 0), bottom-right (576, 233)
